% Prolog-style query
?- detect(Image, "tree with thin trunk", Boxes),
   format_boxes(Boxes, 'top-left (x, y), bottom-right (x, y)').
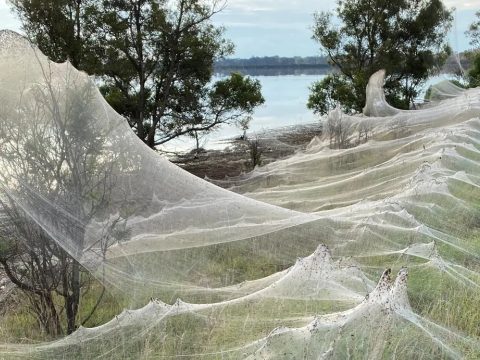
top-left (0, 197), bottom-right (107, 337)
top-left (307, 0), bottom-right (453, 115)
top-left (9, 0), bottom-right (264, 149)
top-left (0, 53), bottom-right (127, 335)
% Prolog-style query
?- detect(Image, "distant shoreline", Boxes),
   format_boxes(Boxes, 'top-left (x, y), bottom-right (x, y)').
top-left (214, 55), bottom-right (331, 76)
top-left (215, 64), bottom-right (331, 70)
top-left (214, 64), bottom-right (332, 77)
top-left (214, 52), bottom-right (472, 76)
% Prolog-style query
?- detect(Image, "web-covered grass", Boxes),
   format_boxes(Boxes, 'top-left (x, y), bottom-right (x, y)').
top-left (0, 31), bottom-right (480, 359)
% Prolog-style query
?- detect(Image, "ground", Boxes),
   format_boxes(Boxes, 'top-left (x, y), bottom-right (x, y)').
top-left (173, 123), bottom-right (322, 180)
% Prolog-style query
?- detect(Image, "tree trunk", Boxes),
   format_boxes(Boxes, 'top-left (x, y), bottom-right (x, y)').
top-left (146, 126), bottom-right (156, 148)
top-left (66, 260), bottom-right (81, 334)
top-left (44, 293), bottom-right (62, 336)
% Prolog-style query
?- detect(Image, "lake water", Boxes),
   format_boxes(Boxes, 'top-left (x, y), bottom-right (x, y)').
top-left (166, 71), bottom-right (326, 152)
top-left (164, 70), bottom-right (453, 152)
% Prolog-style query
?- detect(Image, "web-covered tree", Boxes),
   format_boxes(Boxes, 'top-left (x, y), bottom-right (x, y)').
top-left (307, 0), bottom-right (453, 115)
top-left (0, 199), bottom-right (105, 337)
top-left (0, 40), bottom-right (130, 335)
top-left (9, 0), bottom-right (264, 149)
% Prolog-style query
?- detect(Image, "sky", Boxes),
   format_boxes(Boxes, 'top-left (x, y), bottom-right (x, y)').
top-left (0, 0), bottom-right (479, 58)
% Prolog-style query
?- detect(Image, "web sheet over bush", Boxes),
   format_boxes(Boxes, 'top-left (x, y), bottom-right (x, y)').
top-left (0, 31), bottom-right (479, 359)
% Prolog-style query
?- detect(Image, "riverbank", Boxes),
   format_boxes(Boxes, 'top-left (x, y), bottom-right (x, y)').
top-left (173, 123), bottom-right (322, 180)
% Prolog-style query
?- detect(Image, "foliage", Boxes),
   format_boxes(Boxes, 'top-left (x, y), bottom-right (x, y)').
top-left (9, 0), bottom-right (264, 149)
top-left (307, 73), bottom-right (357, 116)
top-left (465, 11), bottom-right (480, 88)
top-left (8, 0), bottom-right (96, 69)
top-left (308, 0), bottom-right (453, 115)
top-left (459, 13), bottom-right (480, 88)
top-left (0, 67), bottom-right (123, 335)
top-left (208, 72), bottom-right (264, 134)
top-left (469, 53), bottom-right (480, 88)
top-left (466, 11), bottom-right (480, 49)
top-left (0, 200), bottom-right (103, 337)
top-left (467, 53), bottom-right (480, 87)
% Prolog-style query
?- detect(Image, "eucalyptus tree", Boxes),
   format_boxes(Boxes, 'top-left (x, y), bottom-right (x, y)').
top-left (9, 0), bottom-right (264, 149)
top-left (308, 0), bottom-right (453, 115)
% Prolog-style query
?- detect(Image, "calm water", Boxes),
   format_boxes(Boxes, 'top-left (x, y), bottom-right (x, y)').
top-left (164, 71), bottom-right (453, 152)
top-left (166, 73), bottom-right (325, 152)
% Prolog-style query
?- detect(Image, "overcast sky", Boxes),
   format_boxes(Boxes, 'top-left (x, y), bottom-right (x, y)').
top-left (1, 0), bottom-right (479, 57)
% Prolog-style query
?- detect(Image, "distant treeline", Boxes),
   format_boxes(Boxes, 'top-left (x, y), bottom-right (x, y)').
top-left (214, 53), bottom-right (472, 77)
top-left (215, 56), bottom-right (330, 69)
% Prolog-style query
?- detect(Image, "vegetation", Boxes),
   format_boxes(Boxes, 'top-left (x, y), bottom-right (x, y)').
top-left (0, 200), bottom-right (88, 336)
top-left (1, 1), bottom-right (480, 358)
top-left (9, 0), bottom-right (264, 149)
top-left (2, 249), bottom-right (480, 357)
top-left (466, 10), bottom-right (480, 49)
top-left (248, 138), bottom-right (263, 169)
top-left (464, 12), bottom-right (480, 88)
top-left (307, 0), bottom-right (453, 115)
top-left (0, 70), bottom-right (125, 335)
top-left (468, 55), bottom-right (480, 88)
top-left (0, 279), bottom-right (123, 342)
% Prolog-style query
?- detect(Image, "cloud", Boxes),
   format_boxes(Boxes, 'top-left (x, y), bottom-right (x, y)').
top-left (212, 0), bottom-right (337, 57)
top-left (227, 0), bottom-right (480, 12)
top-left (0, 0), bottom-right (477, 57)
top-left (444, 0), bottom-right (480, 10)
top-left (224, 0), bottom-right (336, 12)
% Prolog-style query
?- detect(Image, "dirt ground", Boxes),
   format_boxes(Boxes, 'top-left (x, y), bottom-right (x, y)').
top-left (172, 123), bottom-right (322, 180)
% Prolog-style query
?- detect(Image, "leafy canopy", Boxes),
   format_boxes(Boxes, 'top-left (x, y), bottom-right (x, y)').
top-left (307, 0), bottom-right (453, 115)
top-left (466, 11), bottom-right (480, 49)
top-left (10, 0), bottom-right (264, 149)
top-left (465, 11), bottom-right (480, 88)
